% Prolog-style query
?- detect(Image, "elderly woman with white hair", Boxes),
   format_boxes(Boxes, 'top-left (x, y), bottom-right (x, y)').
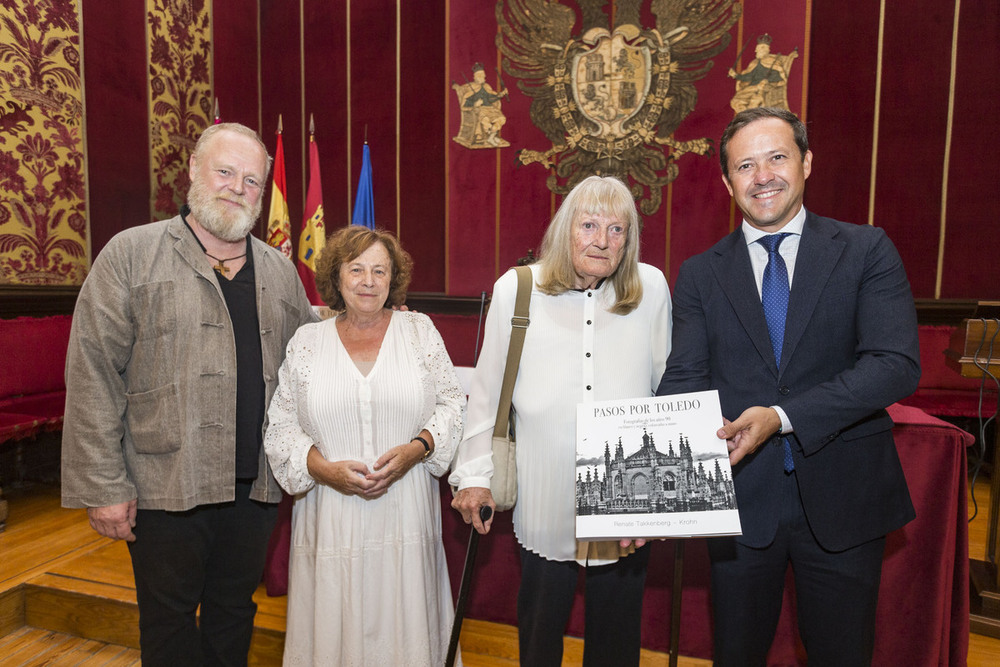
top-left (450, 175), bottom-right (671, 666)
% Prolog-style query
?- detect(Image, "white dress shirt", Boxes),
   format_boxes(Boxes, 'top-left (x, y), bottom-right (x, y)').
top-left (740, 205), bottom-right (808, 434)
top-left (449, 263), bottom-right (671, 564)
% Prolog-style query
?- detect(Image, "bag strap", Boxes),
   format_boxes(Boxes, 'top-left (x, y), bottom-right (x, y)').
top-left (492, 266), bottom-right (532, 438)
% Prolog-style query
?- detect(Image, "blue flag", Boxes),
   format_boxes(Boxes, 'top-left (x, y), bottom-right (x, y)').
top-left (351, 143), bottom-right (374, 229)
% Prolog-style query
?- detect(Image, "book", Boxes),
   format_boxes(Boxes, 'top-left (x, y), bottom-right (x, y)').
top-left (575, 389), bottom-right (742, 540)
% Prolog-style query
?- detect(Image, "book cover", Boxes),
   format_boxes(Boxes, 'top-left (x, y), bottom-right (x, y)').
top-left (575, 390), bottom-right (742, 540)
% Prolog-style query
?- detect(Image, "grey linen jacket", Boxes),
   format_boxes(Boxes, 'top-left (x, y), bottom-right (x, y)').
top-left (62, 215), bottom-right (317, 511)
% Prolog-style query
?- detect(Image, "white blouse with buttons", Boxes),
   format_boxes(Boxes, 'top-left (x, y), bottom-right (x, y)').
top-left (449, 262), bottom-right (671, 564)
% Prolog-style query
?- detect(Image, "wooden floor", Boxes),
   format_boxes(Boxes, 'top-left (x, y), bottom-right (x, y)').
top-left (0, 626), bottom-right (140, 666)
top-left (1, 480), bottom-right (999, 666)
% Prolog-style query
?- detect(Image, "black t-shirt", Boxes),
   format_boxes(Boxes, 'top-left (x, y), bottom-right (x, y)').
top-left (216, 242), bottom-right (266, 480)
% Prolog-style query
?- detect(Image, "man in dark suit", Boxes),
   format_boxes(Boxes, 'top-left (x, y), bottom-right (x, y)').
top-left (656, 107), bottom-right (920, 665)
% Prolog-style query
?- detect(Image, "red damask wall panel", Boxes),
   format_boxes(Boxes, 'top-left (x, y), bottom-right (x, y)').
top-left (257, 0), bottom-right (449, 293)
top-left (446, 4), bottom-right (513, 295)
top-left (938, 1), bottom-right (999, 298)
top-left (300, 0), bottom-right (348, 248)
top-left (494, 92), bottom-right (556, 276)
top-left (259, 1), bottom-right (305, 242)
top-left (399, 0), bottom-right (446, 291)
top-left (802, 1), bottom-right (878, 228)
top-left (64, 1), bottom-right (998, 302)
top-left (213, 0), bottom-right (261, 132)
top-left (663, 1), bottom-right (811, 285)
top-left (81, 2), bottom-right (149, 257)
top-left (83, 0), bottom-right (259, 258)
top-left (808, 0), bottom-right (999, 299)
top-left (872, 0), bottom-right (952, 299)
top-left (349, 0), bottom-right (398, 235)
top-left (445, 1), bottom-right (808, 295)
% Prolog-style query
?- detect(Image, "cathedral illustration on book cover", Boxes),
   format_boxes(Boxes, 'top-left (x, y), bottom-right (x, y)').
top-left (575, 390), bottom-right (742, 540)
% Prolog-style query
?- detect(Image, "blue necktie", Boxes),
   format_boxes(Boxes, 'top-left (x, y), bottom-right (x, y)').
top-left (758, 233), bottom-right (795, 472)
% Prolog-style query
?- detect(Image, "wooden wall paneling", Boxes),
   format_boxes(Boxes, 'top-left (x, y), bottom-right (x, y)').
top-left (81, 1), bottom-right (149, 258)
top-left (398, 0), bottom-right (447, 292)
top-left (938, 0), bottom-right (1000, 298)
top-left (0, 287), bottom-right (78, 318)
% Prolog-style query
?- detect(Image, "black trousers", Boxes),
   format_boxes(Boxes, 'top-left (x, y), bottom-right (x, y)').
top-left (517, 544), bottom-right (650, 667)
top-left (127, 480), bottom-right (278, 667)
top-left (708, 471), bottom-right (887, 667)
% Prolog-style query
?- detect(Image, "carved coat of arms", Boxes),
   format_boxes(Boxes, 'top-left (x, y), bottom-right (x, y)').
top-left (497, 0), bottom-right (741, 214)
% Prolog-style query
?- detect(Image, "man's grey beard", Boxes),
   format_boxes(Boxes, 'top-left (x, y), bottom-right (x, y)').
top-left (187, 177), bottom-right (263, 243)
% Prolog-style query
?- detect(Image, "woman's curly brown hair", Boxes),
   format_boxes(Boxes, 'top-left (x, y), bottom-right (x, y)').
top-left (315, 226), bottom-right (413, 310)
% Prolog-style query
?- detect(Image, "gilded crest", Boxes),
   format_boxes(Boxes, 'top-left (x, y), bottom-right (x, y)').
top-left (572, 28), bottom-right (651, 136)
top-left (497, 0), bottom-right (741, 215)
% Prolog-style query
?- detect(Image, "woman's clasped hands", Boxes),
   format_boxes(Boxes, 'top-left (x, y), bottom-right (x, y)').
top-left (306, 441), bottom-right (425, 500)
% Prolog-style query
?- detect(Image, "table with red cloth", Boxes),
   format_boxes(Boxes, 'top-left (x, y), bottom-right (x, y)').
top-left (263, 403), bottom-right (972, 665)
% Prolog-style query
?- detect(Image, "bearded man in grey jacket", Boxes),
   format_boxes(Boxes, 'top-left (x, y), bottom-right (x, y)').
top-left (62, 122), bottom-right (316, 667)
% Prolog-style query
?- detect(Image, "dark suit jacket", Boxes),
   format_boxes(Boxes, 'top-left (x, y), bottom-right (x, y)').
top-left (657, 212), bottom-right (920, 552)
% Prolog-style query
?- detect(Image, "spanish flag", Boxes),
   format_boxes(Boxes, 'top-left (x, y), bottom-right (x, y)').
top-left (297, 125), bottom-right (326, 305)
top-left (265, 118), bottom-right (293, 258)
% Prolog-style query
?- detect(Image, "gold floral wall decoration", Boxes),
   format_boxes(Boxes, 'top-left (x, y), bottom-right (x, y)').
top-left (147, 0), bottom-right (213, 221)
top-left (0, 0), bottom-right (87, 286)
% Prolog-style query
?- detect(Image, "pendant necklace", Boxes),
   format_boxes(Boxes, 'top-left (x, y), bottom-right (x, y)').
top-left (182, 216), bottom-right (248, 276)
top-left (204, 250), bottom-right (247, 275)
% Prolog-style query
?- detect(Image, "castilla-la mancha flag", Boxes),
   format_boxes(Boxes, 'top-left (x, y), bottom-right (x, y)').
top-left (297, 133), bottom-right (326, 304)
top-left (266, 125), bottom-right (293, 258)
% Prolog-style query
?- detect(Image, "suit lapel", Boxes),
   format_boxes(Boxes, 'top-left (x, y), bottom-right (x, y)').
top-left (781, 213), bottom-right (845, 375)
top-left (710, 231), bottom-right (779, 376)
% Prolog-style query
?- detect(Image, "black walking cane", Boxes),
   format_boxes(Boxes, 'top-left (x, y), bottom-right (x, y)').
top-left (445, 505), bottom-right (493, 667)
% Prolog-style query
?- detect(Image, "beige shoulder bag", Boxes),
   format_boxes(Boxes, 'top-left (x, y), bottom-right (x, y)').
top-left (490, 265), bottom-right (532, 511)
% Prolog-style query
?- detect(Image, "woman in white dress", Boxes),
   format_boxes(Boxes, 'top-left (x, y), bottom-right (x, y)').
top-left (264, 226), bottom-right (465, 666)
top-left (449, 175), bottom-right (671, 667)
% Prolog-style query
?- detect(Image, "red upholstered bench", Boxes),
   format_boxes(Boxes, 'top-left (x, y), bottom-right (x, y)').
top-left (899, 324), bottom-right (999, 418)
top-left (0, 315), bottom-right (72, 441)
top-left (0, 314), bottom-right (72, 530)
